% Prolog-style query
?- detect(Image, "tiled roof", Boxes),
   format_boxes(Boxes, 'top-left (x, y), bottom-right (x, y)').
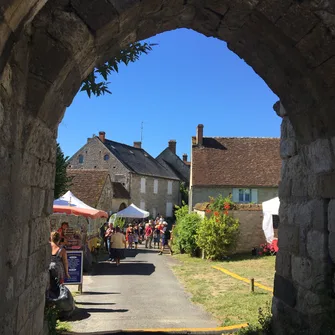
top-left (101, 139), bottom-right (180, 180)
top-left (66, 169), bottom-right (130, 207)
top-left (113, 182), bottom-right (130, 199)
top-left (192, 137), bottom-right (281, 187)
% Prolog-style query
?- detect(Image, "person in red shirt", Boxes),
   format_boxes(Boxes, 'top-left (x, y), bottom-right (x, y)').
top-left (145, 222), bottom-right (153, 249)
top-left (57, 222), bottom-right (69, 245)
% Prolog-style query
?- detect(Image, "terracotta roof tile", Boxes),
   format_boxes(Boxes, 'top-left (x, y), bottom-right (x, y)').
top-left (67, 169), bottom-right (130, 207)
top-left (113, 182), bottom-right (130, 199)
top-left (67, 169), bottom-right (109, 207)
top-left (192, 137), bottom-right (281, 187)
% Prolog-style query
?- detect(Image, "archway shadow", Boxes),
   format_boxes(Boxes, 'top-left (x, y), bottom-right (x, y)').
top-left (81, 291), bottom-right (121, 295)
top-left (91, 261), bottom-right (156, 276)
top-left (75, 302), bottom-right (116, 306)
top-left (65, 307), bottom-right (129, 322)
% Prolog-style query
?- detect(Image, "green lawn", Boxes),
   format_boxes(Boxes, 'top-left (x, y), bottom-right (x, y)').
top-left (171, 254), bottom-right (275, 327)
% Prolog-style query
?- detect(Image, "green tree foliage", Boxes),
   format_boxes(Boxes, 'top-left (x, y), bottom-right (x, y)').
top-left (180, 182), bottom-right (189, 205)
top-left (81, 42), bottom-right (156, 98)
top-left (54, 143), bottom-right (72, 199)
top-left (196, 212), bottom-right (239, 260)
top-left (173, 204), bottom-right (202, 256)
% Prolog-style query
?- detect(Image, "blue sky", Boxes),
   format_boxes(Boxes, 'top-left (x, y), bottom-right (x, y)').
top-left (58, 28), bottom-right (280, 159)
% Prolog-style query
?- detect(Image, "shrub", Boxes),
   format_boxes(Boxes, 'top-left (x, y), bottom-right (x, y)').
top-left (174, 204), bottom-right (202, 256)
top-left (113, 217), bottom-right (126, 230)
top-left (44, 304), bottom-right (59, 335)
top-left (196, 212), bottom-right (239, 260)
top-left (236, 303), bottom-right (272, 335)
top-left (208, 194), bottom-right (236, 212)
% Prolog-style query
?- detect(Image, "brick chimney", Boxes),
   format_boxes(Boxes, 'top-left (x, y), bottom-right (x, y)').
top-left (168, 140), bottom-right (176, 154)
top-left (99, 131), bottom-right (106, 143)
top-left (134, 141), bottom-right (142, 149)
top-left (196, 124), bottom-right (204, 145)
top-left (182, 154), bottom-right (188, 162)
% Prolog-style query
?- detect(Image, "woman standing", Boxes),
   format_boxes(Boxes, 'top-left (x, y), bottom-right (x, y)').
top-left (50, 231), bottom-right (70, 284)
top-left (153, 225), bottom-right (161, 249)
top-left (105, 223), bottom-right (114, 260)
top-left (133, 225), bottom-right (139, 249)
top-left (110, 227), bottom-right (126, 266)
top-left (126, 225), bottom-right (134, 249)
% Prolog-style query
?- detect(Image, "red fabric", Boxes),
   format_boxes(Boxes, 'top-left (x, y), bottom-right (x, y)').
top-left (53, 205), bottom-right (108, 218)
top-left (272, 239), bottom-right (279, 252)
top-left (145, 227), bottom-right (152, 236)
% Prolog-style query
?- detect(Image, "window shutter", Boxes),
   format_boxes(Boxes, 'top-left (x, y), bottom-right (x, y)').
top-left (154, 180), bottom-right (158, 194)
top-left (251, 189), bottom-right (258, 204)
top-left (232, 188), bottom-right (239, 202)
top-left (168, 181), bottom-right (173, 195)
top-left (166, 202), bottom-right (173, 217)
top-left (141, 178), bottom-right (146, 193)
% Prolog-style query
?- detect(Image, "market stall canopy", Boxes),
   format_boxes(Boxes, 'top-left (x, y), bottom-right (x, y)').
top-left (115, 203), bottom-right (150, 218)
top-left (53, 191), bottom-right (108, 219)
top-left (262, 197), bottom-right (280, 243)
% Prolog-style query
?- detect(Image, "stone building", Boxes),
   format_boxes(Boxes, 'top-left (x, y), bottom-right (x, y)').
top-left (189, 124), bottom-right (281, 209)
top-left (156, 139), bottom-right (190, 186)
top-left (66, 169), bottom-right (130, 212)
top-left (68, 132), bottom-right (181, 217)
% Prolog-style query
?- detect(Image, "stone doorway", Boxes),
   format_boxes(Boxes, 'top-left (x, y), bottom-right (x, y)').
top-left (0, 1), bottom-right (335, 334)
top-left (119, 202), bottom-right (127, 211)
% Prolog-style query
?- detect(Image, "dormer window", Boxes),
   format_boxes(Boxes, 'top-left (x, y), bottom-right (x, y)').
top-left (104, 154), bottom-right (109, 161)
top-left (78, 155), bottom-right (84, 164)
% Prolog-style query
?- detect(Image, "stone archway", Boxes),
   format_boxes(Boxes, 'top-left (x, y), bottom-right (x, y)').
top-left (119, 202), bottom-right (127, 211)
top-left (0, 1), bottom-right (335, 334)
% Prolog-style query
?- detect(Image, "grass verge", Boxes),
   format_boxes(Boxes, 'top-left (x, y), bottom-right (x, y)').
top-left (171, 254), bottom-right (275, 327)
top-left (56, 320), bottom-right (72, 334)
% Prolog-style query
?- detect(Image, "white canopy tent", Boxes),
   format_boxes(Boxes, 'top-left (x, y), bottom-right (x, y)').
top-left (114, 203), bottom-right (150, 219)
top-left (262, 197), bottom-right (280, 243)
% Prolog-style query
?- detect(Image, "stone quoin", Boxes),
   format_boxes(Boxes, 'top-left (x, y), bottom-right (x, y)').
top-left (0, 1), bottom-right (335, 334)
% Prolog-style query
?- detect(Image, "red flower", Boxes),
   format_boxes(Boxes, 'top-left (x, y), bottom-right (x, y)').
top-left (214, 211), bottom-right (219, 217)
top-left (224, 203), bottom-right (230, 210)
top-left (224, 211), bottom-right (228, 215)
top-left (205, 209), bottom-right (211, 213)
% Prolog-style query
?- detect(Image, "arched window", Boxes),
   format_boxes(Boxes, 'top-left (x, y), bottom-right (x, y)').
top-left (104, 154), bottom-right (109, 161)
top-left (78, 154), bottom-right (84, 164)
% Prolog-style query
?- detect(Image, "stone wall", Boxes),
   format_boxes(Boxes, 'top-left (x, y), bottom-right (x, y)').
top-left (111, 199), bottom-right (129, 213)
top-left (195, 209), bottom-right (267, 254)
top-left (0, 1), bottom-right (335, 334)
top-left (130, 175), bottom-right (180, 218)
top-left (96, 174), bottom-right (113, 211)
top-left (190, 186), bottom-right (278, 209)
top-left (272, 103), bottom-right (335, 334)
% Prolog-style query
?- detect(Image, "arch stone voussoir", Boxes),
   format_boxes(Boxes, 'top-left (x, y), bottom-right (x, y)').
top-left (0, 1), bottom-right (335, 334)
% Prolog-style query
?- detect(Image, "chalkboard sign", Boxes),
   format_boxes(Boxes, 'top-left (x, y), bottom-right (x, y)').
top-left (64, 250), bottom-right (83, 285)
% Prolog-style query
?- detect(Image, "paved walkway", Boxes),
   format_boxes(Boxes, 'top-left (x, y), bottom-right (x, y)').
top-left (67, 246), bottom-right (218, 333)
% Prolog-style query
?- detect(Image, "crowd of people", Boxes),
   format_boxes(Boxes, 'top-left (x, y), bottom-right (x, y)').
top-left (102, 216), bottom-right (175, 263)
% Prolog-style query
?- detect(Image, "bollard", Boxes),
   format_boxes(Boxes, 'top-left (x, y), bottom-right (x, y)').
top-left (250, 278), bottom-right (255, 292)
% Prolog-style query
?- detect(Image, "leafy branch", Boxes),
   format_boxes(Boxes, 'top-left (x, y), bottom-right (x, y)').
top-left (81, 42), bottom-right (156, 98)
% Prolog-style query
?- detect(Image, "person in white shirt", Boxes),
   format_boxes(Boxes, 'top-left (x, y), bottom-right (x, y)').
top-left (110, 227), bottom-right (126, 266)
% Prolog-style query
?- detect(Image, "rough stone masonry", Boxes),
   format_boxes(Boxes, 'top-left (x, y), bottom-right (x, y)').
top-left (0, 1), bottom-right (335, 334)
